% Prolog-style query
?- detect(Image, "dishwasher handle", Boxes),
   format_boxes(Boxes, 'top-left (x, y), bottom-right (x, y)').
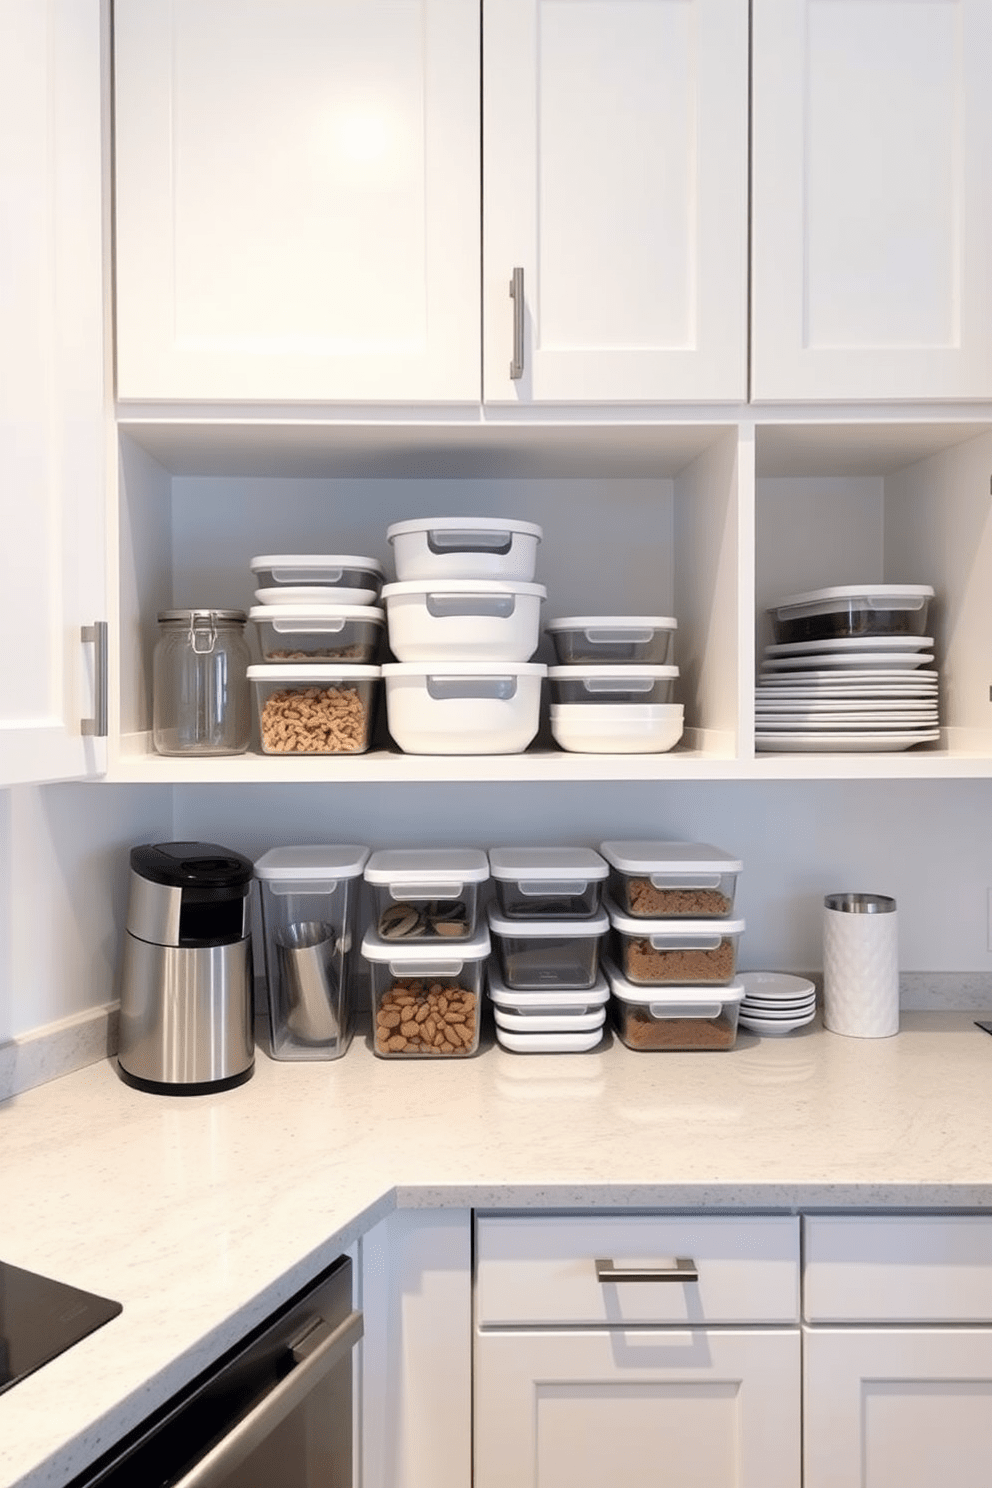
top-left (175, 1306), bottom-right (364, 1488)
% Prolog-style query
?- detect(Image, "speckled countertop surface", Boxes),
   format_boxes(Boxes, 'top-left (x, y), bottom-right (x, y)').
top-left (3, 1010), bottom-right (992, 1488)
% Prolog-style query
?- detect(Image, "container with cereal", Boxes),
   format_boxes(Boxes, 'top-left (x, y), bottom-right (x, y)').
top-left (249, 605), bottom-right (385, 664)
top-left (605, 956), bottom-right (743, 1050)
top-left (361, 924), bottom-right (490, 1058)
top-left (599, 840), bottom-right (742, 918)
top-left (248, 663), bottom-right (380, 754)
top-left (606, 899), bottom-right (745, 986)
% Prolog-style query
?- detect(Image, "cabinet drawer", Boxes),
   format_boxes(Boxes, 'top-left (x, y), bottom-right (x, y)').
top-left (804, 1216), bottom-right (992, 1323)
top-left (475, 1214), bottom-right (799, 1326)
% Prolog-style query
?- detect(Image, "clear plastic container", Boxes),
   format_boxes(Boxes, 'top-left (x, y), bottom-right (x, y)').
top-left (547, 665), bottom-right (679, 706)
top-left (249, 605), bottom-right (385, 664)
top-left (546, 615), bottom-right (677, 666)
top-left (767, 584), bottom-right (934, 644)
top-left (488, 907), bottom-right (608, 990)
top-left (381, 579), bottom-right (546, 662)
top-left (488, 846), bottom-right (608, 920)
top-left (364, 848), bottom-right (489, 942)
top-left (250, 554), bottom-right (384, 605)
top-left (605, 957), bottom-right (744, 1050)
top-left (488, 962), bottom-right (610, 1019)
top-left (254, 845), bottom-right (369, 1060)
top-left (386, 516), bottom-right (542, 582)
top-left (153, 609), bottom-right (251, 756)
top-left (361, 924), bottom-right (490, 1057)
top-left (248, 664), bottom-right (380, 754)
top-left (599, 840), bottom-right (742, 918)
top-left (607, 900), bottom-right (745, 986)
top-left (382, 661), bottom-right (545, 755)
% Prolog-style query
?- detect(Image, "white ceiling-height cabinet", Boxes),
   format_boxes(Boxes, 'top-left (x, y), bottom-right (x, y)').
top-left (482, 0), bottom-right (749, 405)
top-left (0, 0), bottom-right (109, 786)
top-left (112, 0), bottom-right (481, 405)
top-left (751, 0), bottom-right (992, 403)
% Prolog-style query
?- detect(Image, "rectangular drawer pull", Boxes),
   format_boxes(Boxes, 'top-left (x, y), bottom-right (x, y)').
top-left (595, 1257), bottom-right (699, 1284)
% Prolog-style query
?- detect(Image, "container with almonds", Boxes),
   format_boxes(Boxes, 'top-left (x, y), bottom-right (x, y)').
top-left (361, 923), bottom-right (490, 1058)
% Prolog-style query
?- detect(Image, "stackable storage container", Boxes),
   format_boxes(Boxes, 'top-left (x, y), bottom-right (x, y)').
top-left (599, 840), bottom-right (742, 918)
top-left (488, 846), bottom-right (608, 920)
top-left (488, 907), bottom-right (608, 990)
top-left (250, 553), bottom-right (384, 606)
top-left (248, 664), bottom-right (380, 753)
top-left (487, 965), bottom-right (611, 1020)
top-left (363, 847), bottom-right (489, 942)
top-left (254, 845), bottom-right (369, 1060)
top-left (488, 963), bottom-right (608, 1052)
top-left (767, 584), bottom-right (934, 644)
top-left (381, 579), bottom-right (546, 662)
top-left (382, 661), bottom-right (546, 754)
top-left (550, 703), bottom-right (684, 754)
top-left (606, 900), bottom-right (745, 986)
top-left (386, 516), bottom-right (542, 582)
top-left (249, 605), bottom-right (385, 664)
top-left (548, 665), bottom-right (679, 705)
top-left (546, 615), bottom-right (677, 666)
top-left (361, 923), bottom-right (490, 1057)
top-left (605, 957), bottom-right (744, 1050)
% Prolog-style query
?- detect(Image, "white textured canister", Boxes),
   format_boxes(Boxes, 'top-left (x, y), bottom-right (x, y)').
top-left (822, 893), bottom-right (899, 1039)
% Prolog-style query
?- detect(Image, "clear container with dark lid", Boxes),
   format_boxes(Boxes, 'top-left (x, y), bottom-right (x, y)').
top-left (153, 609), bottom-right (251, 756)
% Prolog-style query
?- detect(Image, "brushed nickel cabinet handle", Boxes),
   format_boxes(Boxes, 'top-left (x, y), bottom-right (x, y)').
top-left (595, 1257), bottom-right (699, 1284)
top-left (81, 621), bottom-right (108, 737)
top-left (509, 266), bottom-right (525, 379)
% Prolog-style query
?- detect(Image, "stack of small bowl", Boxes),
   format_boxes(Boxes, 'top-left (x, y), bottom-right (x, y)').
top-left (379, 517), bottom-right (547, 755)
top-left (486, 846), bottom-right (610, 1054)
top-left (544, 615), bottom-right (682, 753)
top-left (246, 553), bottom-right (385, 755)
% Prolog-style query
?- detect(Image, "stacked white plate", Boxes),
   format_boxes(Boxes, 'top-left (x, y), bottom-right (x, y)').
top-left (738, 972), bottom-right (816, 1035)
top-left (755, 636), bottom-right (939, 752)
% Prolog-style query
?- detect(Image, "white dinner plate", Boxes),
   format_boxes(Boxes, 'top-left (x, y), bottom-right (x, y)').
top-left (741, 992), bottom-right (817, 1010)
top-left (738, 972), bottom-right (816, 1000)
top-left (756, 677), bottom-right (938, 691)
top-left (765, 636), bottom-right (934, 657)
top-left (739, 1010), bottom-right (816, 1036)
top-left (760, 653), bottom-right (935, 671)
top-left (755, 713), bottom-right (938, 727)
top-left (756, 730), bottom-right (940, 752)
top-left (755, 694), bottom-right (939, 711)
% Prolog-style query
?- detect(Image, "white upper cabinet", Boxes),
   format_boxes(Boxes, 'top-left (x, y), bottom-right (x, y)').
top-left (113, 0), bottom-right (480, 404)
top-left (483, 0), bottom-right (749, 405)
top-left (751, 0), bottom-right (992, 403)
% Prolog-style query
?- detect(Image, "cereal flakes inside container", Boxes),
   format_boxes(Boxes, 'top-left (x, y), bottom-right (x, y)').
top-left (606, 899), bottom-right (745, 986)
top-left (599, 840), bottom-right (742, 918)
top-left (247, 664), bottom-right (380, 754)
top-left (361, 924), bottom-right (490, 1058)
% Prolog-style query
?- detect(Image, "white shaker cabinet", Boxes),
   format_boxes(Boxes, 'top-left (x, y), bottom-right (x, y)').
top-left (751, 0), bottom-right (992, 403)
top-left (0, 0), bottom-right (108, 786)
top-left (483, 0), bottom-right (749, 405)
top-left (112, 0), bottom-right (481, 405)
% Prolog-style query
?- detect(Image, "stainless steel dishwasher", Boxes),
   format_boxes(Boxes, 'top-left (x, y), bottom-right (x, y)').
top-left (70, 1255), bottom-right (361, 1488)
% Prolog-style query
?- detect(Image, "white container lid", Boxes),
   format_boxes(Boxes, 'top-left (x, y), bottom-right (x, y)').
top-left (769, 583), bottom-right (933, 615)
top-left (250, 554), bottom-right (385, 578)
top-left (254, 845), bottom-right (370, 881)
top-left (364, 847), bottom-right (489, 886)
top-left (494, 1005), bottom-right (607, 1034)
top-left (249, 604), bottom-right (384, 627)
top-left (546, 615), bottom-right (677, 632)
top-left (605, 955), bottom-right (745, 1012)
top-left (488, 965), bottom-right (610, 1009)
top-left (381, 579), bottom-right (547, 600)
top-left (496, 1026), bottom-right (603, 1054)
top-left (599, 840), bottom-right (743, 875)
top-left (247, 663), bottom-right (381, 681)
top-left (361, 922), bottom-right (491, 965)
top-left (386, 516), bottom-right (542, 543)
top-left (548, 665), bottom-right (678, 681)
top-left (381, 661), bottom-right (547, 678)
top-left (488, 907), bottom-right (609, 938)
top-left (488, 846), bottom-right (608, 883)
top-left (605, 897), bottom-right (745, 938)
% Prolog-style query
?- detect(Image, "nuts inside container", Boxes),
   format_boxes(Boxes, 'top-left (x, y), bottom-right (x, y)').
top-left (378, 901), bottom-right (468, 939)
top-left (374, 981), bottom-right (478, 1055)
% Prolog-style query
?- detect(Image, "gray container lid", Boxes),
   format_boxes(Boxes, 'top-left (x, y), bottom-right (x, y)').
top-left (488, 846), bottom-right (608, 883)
top-left (488, 907), bottom-right (609, 938)
top-left (254, 845), bottom-right (370, 881)
top-left (364, 848), bottom-right (489, 886)
top-left (599, 840), bottom-right (743, 875)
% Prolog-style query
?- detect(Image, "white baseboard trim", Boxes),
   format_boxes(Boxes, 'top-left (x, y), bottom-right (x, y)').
top-left (0, 1002), bottom-right (118, 1103)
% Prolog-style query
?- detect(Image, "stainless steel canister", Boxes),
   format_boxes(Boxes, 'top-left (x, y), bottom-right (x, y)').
top-left (153, 609), bottom-right (251, 755)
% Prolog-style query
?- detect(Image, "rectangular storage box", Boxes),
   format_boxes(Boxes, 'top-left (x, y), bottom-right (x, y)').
top-left (599, 840), bottom-right (742, 918)
top-left (767, 584), bottom-right (934, 644)
top-left (606, 956), bottom-right (743, 1050)
top-left (488, 963), bottom-right (610, 1020)
top-left (550, 703), bottom-right (684, 755)
top-left (546, 615), bottom-right (677, 666)
top-left (381, 579), bottom-right (546, 662)
top-left (364, 847), bottom-right (489, 942)
top-left (488, 907), bottom-right (608, 991)
top-left (548, 665), bottom-right (678, 706)
top-left (361, 923), bottom-right (490, 1057)
top-left (249, 605), bottom-right (384, 664)
top-left (248, 664), bottom-right (380, 754)
top-left (250, 553), bottom-right (384, 605)
top-left (254, 845), bottom-right (369, 1060)
top-left (382, 661), bottom-right (545, 755)
top-left (607, 899), bottom-right (745, 985)
top-left (386, 516), bottom-right (542, 583)
top-left (488, 846), bottom-right (608, 920)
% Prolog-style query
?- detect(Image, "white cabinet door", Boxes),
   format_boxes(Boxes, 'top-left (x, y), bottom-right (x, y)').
top-left (483, 0), bottom-right (749, 404)
top-left (752, 0), bottom-right (992, 402)
top-left (475, 1327), bottom-right (800, 1488)
top-left (113, 0), bottom-right (480, 404)
top-left (804, 1327), bottom-right (992, 1488)
top-left (0, 0), bottom-right (108, 785)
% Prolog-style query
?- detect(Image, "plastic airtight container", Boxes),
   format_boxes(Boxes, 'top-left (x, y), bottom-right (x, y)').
top-left (364, 847), bottom-right (489, 942)
top-left (361, 923), bottom-right (490, 1058)
top-left (548, 665), bottom-right (679, 706)
top-left (607, 901), bottom-right (745, 986)
top-left (386, 517), bottom-right (542, 582)
top-left (488, 963), bottom-right (610, 1019)
top-left (767, 584), bottom-right (934, 644)
top-left (605, 957), bottom-right (744, 1050)
top-left (247, 664), bottom-right (380, 754)
top-left (546, 616), bottom-right (677, 666)
top-left (488, 907), bottom-right (608, 990)
top-left (250, 554), bottom-right (384, 606)
top-left (381, 579), bottom-right (547, 661)
top-left (599, 840), bottom-right (742, 918)
top-left (249, 605), bottom-right (385, 664)
top-left (550, 703), bottom-right (684, 755)
top-left (382, 661), bottom-right (546, 754)
top-left (488, 846), bottom-right (608, 920)
top-left (254, 845), bottom-right (369, 1060)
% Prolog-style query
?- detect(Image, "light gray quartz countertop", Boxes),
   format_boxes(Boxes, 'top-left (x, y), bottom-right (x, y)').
top-left (3, 1010), bottom-right (992, 1488)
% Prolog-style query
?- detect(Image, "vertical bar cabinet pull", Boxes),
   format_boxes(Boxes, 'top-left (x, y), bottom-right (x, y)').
top-left (509, 267), bottom-right (525, 380)
top-left (81, 620), bottom-right (108, 737)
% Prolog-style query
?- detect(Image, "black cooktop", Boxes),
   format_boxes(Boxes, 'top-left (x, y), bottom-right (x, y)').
top-left (0, 1260), bottom-right (122, 1395)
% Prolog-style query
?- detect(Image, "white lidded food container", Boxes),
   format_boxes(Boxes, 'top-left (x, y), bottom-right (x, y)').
top-left (600, 840), bottom-right (742, 918)
top-left (248, 663), bottom-right (380, 754)
top-left (251, 553), bottom-right (384, 606)
top-left (605, 956), bottom-right (744, 1050)
top-left (546, 615), bottom-right (677, 666)
top-left (254, 844), bottom-right (369, 1061)
top-left (382, 661), bottom-right (545, 755)
top-left (488, 962), bottom-right (610, 1020)
top-left (550, 702), bottom-right (684, 755)
top-left (249, 604), bottom-right (384, 664)
top-left (607, 899), bottom-right (745, 986)
top-left (364, 847), bottom-right (489, 942)
top-left (548, 665), bottom-right (679, 705)
top-left (488, 907), bottom-right (608, 990)
top-left (496, 1025), bottom-right (605, 1054)
top-left (767, 583), bottom-right (934, 644)
top-left (488, 846), bottom-right (608, 920)
top-left (381, 578), bottom-right (547, 662)
top-left (361, 922), bottom-right (490, 1058)
top-left (387, 516), bottom-right (542, 582)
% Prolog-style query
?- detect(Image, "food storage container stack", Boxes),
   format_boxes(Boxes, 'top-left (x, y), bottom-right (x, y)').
top-left (487, 846), bottom-right (610, 1053)
top-left (544, 615), bottom-right (682, 753)
top-left (599, 840), bottom-right (745, 1050)
top-left (380, 518), bottom-right (547, 754)
top-left (247, 554), bottom-right (385, 755)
